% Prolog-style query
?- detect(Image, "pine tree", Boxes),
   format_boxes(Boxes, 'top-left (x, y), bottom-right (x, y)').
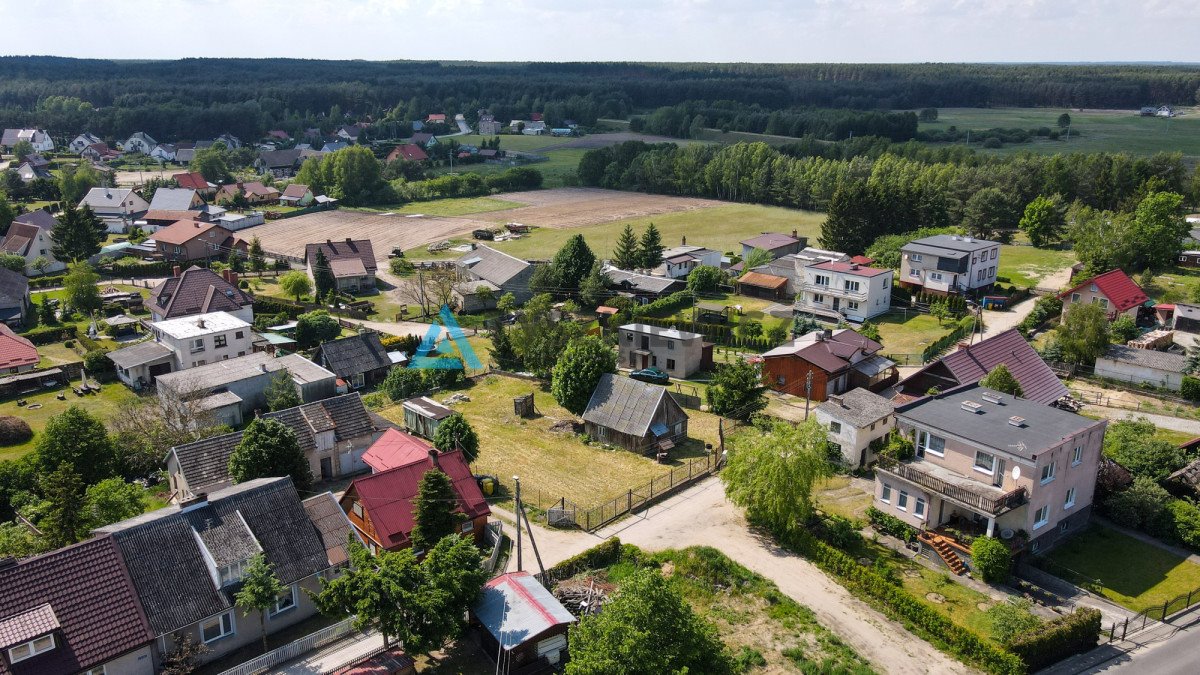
top-left (265, 370), bottom-right (301, 411)
top-left (410, 469), bottom-right (464, 552)
top-left (612, 224), bottom-right (640, 269)
top-left (248, 236), bottom-right (266, 273)
top-left (40, 463), bottom-right (87, 548)
top-left (638, 223), bottom-right (663, 269)
top-left (579, 261), bottom-right (609, 308)
top-left (488, 325), bottom-right (522, 370)
top-left (313, 248), bottom-right (336, 300)
top-left (50, 205), bottom-right (106, 262)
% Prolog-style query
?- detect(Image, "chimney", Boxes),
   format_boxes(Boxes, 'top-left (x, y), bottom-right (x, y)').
top-left (196, 317), bottom-right (206, 329)
top-left (956, 340), bottom-right (971, 352)
top-left (229, 272), bottom-right (237, 286)
top-left (429, 448), bottom-right (441, 469)
top-left (259, 363), bottom-right (269, 373)
top-left (326, 239), bottom-right (333, 246)
top-left (345, 237), bottom-right (353, 245)
top-left (179, 492), bottom-right (208, 512)
top-left (222, 269), bottom-right (231, 283)
top-left (792, 229), bottom-right (798, 238)
top-left (173, 265), bottom-right (181, 277)
top-left (828, 394), bottom-right (844, 407)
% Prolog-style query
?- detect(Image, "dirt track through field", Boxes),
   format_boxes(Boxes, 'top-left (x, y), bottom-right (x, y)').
top-left (246, 188), bottom-right (726, 258)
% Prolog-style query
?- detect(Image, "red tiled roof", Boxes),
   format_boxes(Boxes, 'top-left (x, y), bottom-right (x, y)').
top-left (737, 271), bottom-right (789, 290)
top-left (0, 324), bottom-right (38, 369)
top-left (172, 172), bottom-right (210, 190)
top-left (153, 220), bottom-right (227, 245)
top-left (363, 428), bottom-right (435, 473)
top-left (763, 329), bottom-right (883, 373)
top-left (810, 260), bottom-right (891, 278)
top-left (900, 328), bottom-right (1069, 406)
top-left (344, 450), bottom-right (489, 549)
top-left (386, 144), bottom-right (428, 162)
top-left (850, 255), bottom-right (875, 265)
top-left (1059, 269), bottom-right (1149, 313)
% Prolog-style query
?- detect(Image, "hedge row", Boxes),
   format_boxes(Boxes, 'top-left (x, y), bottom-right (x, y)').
top-left (631, 290), bottom-right (693, 318)
top-left (254, 296), bottom-right (308, 320)
top-left (1007, 608), bottom-right (1101, 672)
top-left (74, 327), bottom-right (101, 353)
top-left (634, 315), bottom-right (777, 350)
top-left (915, 292), bottom-right (970, 313)
top-left (540, 537), bottom-right (624, 582)
top-left (28, 274), bottom-right (66, 289)
top-left (1017, 296), bottom-right (1062, 334)
top-left (866, 506), bottom-right (918, 542)
top-left (777, 528), bottom-right (1025, 675)
top-left (18, 325), bottom-right (76, 345)
top-left (921, 316), bottom-right (976, 363)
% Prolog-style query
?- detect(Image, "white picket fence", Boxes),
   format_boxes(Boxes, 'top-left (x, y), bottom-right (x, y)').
top-left (216, 615), bottom-right (357, 675)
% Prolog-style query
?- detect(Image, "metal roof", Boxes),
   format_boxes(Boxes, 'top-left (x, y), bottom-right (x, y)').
top-left (620, 323), bottom-right (703, 341)
top-left (456, 245), bottom-right (530, 286)
top-left (582, 373), bottom-right (678, 438)
top-left (1100, 345), bottom-right (1189, 372)
top-left (152, 311), bottom-right (249, 339)
top-left (474, 572), bottom-right (575, 649)
top-left (106, 340), bottom-right (173, 369)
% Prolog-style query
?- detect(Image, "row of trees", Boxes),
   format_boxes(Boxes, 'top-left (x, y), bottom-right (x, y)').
top-left (632, 103), bottom-right (919, 142)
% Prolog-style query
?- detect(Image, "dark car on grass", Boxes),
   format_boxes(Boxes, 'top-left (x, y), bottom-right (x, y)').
top-left (630, 367), bottom-right (670, 385)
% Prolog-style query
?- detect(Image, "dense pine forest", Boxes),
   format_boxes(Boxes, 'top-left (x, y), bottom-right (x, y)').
top-left (0, 58), bottom-right (1198, 141)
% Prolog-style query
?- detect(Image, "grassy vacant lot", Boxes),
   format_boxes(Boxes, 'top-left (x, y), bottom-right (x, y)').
top-left (0, 385), bottom-right (140, 462)
top-left (596, 546), bottom-right (876, 673)
top-left (997, 245), bottom-right (1076, 290)
top-left (426, 148), bottom-right (589, 188)
top-left (815, 476), bottom-right (874, 522)
top-left (916, 107), bottom-right (1200, 161)
top-left (480, 203), bottom-right (825, 262)
top-left (1144, 266), bottom-right (1200, 304)
top-left (873, 310), bottom-right (957, 359)
top-left (1046, 525), bottom-right (1200, 611)
top-left (377, 374), bottom-right (720, 509)
top-left (446, 134), bottom-right (568, 152)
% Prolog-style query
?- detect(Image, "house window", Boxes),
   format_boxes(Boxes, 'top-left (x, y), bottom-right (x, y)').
top-left (916, 430), bottom-right (945, 457)
top-left (910, 254), bottom-right (922, 262)
top-left (625, 333), bottom-right (632, 342)
top-left (270, 585), bottom-right (297, 617)
top-left (461, 520), bottom-right (474, 533)
top-left (191, 338), bottom-right (205, 353)
top-left (815, 274), bottom-right (830, 286)
top-left (844, 280), bottom-right (860, 292)
top-left (8, 634), bottom-right (55, 663)
top-left (915, 497), bottom-right (926, 519)
top-left (666, 359), bottom-right (676, 370)
top-left (1072, 446), bottom-right (1083, 465)
top-left (846, 301), bottom-right (859, 311)
top-left (829, 421), bottom-right (842, 434)
top-left (352, 373), bottom-right (365, 389)
top-left (812, 293), bottom-right (825, 304)
top-left (1031, 540), bottom-right (1041, 553)
top-left (352, 501), bottom-right (363, 518)
top-left (214, 335), bottom-right (227, 348)
top-left (1034, 505), bottom-right (1050, 529)
top-left (236, 331), bottom-right (245, 339)
top-left (991, 249), bottom-right (997, 260)
top-left (897, 491), bottom-right (909, 511)
top-left (1071, 293), bottom-right (1081, 302)
top-left (974, 451), bottom-right (996, 474)
top-left (909, 269), bottom-right (920, 277)
top-left (1064, 488), bottom-right (1076, 509)
top-left (881, 484), bottom-right (891, 504)
top-left (1099, 298), bottom-right (1109, 309)
top-left (86, 667), bottom-right (106, 675)
top-left (201, 611), bottom-right (235, 643)
top-left (1059, 520), bottom-right (1070, 534)
top-left (1041, 462), bottom-right (1056, 484)
top-left (929, 272), bottom-right (943, 281)
top-left (666, 340), bottom-right (674, 350)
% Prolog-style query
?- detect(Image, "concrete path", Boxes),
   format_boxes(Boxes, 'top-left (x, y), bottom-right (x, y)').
top-left (502, 478), bottom-right (975, 675)
top-left (977, 264), bottom-right (1074, 340)
top-left (1082, 406), bottom-right (1200, 436)
top-left (277, 631), bottom-right (385, 674)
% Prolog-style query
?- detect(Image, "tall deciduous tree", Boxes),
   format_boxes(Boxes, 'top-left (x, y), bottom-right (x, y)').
top-left (431, 413), bottom-right (479, 463)
top-left (1018, 195), bottom-right (1066, 248)
top-left (190, 144), bottom-right (231, 182)
top-left (56, 162), bottom-right (104, 205)
top-left (612, 224), bottom-right (640, 269)
top-left (980, 364), bottom-right (1023, 397)
top-left (83, 478), bottom-right (145, 529)
top-left (37, 405), bottom-right (116, 485)
top-left (512, 293), bottom-right (584, 378)
top-left (551, 234), bottom-right (596, 291)
top-left (63, 261), bottom-right (101, 313)
top-left (312, 248), bottom-right (336, 300)
top-left (1129, 191), bottom-right (1188, 271)
top-left (722, 417), bottom-right (832, 534)
top-left (705, 360), bottom-right (765, 419)
top-left (410, 469), bottom-right (464, 552)
top-left (279, 270), bottom-right (312, 302)
top-left (637, 222), bottom-right (663, 269)
top-left (51, 205), bottom-right (106, 262)
top-left (1056, 302), bottom-right (1111, 365)
top-left (0, 192), bottom-right (14, 234)
top-left (566, 568), bottom-right (732, 675)
top-left (294, 310), bottom-right (340, 349)
top-left (551, 336), bottom-right (617, 415)
top-left (228, 418), bottom-right (313, 491)
top-left (235, 554), bottom-right (286, 652)
top-left (962, 187), bottom-right (1014, 241)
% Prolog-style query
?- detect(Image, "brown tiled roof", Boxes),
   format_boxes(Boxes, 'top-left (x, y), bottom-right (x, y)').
top-left (0, 324), bottom-right (38, 370)
top-left (171, 172), bottom-right (210, 190)
top-left (148, 266), bottom-right (253, 319)
top-left (282, 183), bottom-right (310, 199)
top-left (737, 271), bottom-right (788, 290)
top-left (899, 328), bottom-right (1068, 406)
top-left (0, 536), bottom-right (151, 675)
top-left (153, 220), bottom-right (228, 245)
top-left (305, 239), bottom-right (377, 273)
top-left (142, 210), bottom-right (203, 224)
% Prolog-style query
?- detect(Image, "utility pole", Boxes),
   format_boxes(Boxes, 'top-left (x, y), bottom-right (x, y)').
top-left (513, 475), bottom-right (523, 572)
top-left (804, 369), bottom-right (814, 419)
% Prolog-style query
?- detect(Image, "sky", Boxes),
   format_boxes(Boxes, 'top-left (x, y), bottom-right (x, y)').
top-left (1, 0), bottom-right (1197, 63)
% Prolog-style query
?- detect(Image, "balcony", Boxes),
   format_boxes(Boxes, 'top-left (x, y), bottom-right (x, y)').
top-left (877, 458), bottom-right (1026, 516)
top-left (799, 283), bottom-right (868, 302)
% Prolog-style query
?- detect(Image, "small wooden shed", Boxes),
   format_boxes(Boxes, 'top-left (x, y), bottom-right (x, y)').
top-left (401, 396), bottom-right (455, 439)
top-left (581, 373), bottom-right (689, 453)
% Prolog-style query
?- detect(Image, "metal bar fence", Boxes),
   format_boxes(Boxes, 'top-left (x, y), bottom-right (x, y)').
top-left (216, 615), bottom-right (358, 675)
top-left (573, 453), bottom-right (716, 532)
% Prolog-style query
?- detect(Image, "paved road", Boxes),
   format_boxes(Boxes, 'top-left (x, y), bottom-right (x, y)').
top-left (500, 478), bottom-right (974, 675)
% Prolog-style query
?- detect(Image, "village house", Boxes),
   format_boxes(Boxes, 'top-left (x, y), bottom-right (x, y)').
top-left (0, 214), bottom-right (66, 275)
top-left (472, 572), bottom-right (575, 670)
top-left (0, 323), bottom-right (39, 374)
top-left (337, 125), bottom-right (365, 142)
top-left (165, 392), bottom-right (379, 499)
top-left (735, 270), bottom-right (790, 300)
top-left (68, 132), bottom-right (104, 154)
top-left (618, 323), bottom-right (711, 378)
top-left (875, 384), bottom-right (1107, 562)
top-left (340, 448), bottom-right (490, 554)
top-left (172, 171), bottom-right (217, 196)
top-left (736, 247), bottom-right (850, 288)
top-left (80, 142), bottom-right (120, 163)
top-left (154, 220), bottom-right (246, 262)
top-left (148, 187), bottom-right (205, 213)
top-left (362, 427), bottom-right (434, 472)
top-left (313, 332), bottom-right (392, 389)
top-left (385, 144), bottom-right (429, 163)
top-left (305, 238), bottom-right (377, 293)
top-left (255, 148), bottom-right (304, 178)
top-left (95, 478), bottom-right (338, 668)
top-left (1058, 269), bottom-right (1148, 321)
top-left (214, 181), bottom-right (281, 205)
top-left (279, 183), bottom-right (314, 207)
top-left (0, 268), bottom-right (31, 328)
top-left (477, 113), bottom-right (502, 135)
top-left (741, 231), bottom-right (806, 260)
top-left (401, 396), bottom-right (455, 439)
top-left (604, 266), bottom-right (685, 303)
top-left (108, 311), bottom-right (254, 389)
top-left (407, 132), bottom-right (437, 148)
top-left (0, 536), bottom-right (155, 675)
top-left (582, 373), bottom-right (689, 453)
top-left (0, 128), bottom-right (54, 152)
top-left (153, 351), bottom-right (337, 427)
top-left (761, 328), bottom-right (895, 401)
top-left (80, 187), bottom-right (150, 232)
top-left (15, 156), bottom-right (51, 182)
top-left (149, 143), bottom-right (176, 162)
top-left (121, 132), bottom-right (157, 154)
top-left (657, 244), bottom-right (722, 279)
top-left (900, 234), bottom-right (1000, 296)
top-left (425, 113), bottom-right (447, 124)
top-left (815, 388), bottom-right (896, 468)
top-left (455, 245), bottom-right (535, 305)
top-left (795, 260), bottom-right (894, 322)
top-left (302, 491), bottom-right (362, 569)
top-left (896, 329), bottom-right (1070, 405)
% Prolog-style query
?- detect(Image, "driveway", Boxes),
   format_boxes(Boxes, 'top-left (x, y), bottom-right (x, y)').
top-left (500, 478), bottom-right (974, 675)
top-left (977, 264), bottom-right (1073, 339)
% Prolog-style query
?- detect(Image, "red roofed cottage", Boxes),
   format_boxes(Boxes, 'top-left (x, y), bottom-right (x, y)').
top-left (1058, 269), bottom-right (1148, 321)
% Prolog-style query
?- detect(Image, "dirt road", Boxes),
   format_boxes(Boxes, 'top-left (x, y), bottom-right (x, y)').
top-left (500, 478), bottom-right (974, 675)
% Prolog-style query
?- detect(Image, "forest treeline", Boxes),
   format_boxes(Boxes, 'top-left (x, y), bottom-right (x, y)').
top-left (630, 103), bottom-right (919, 141)
top-left (577, 140), bottom-right (1195, 254)
top-left (0, 58), bottom-right (1197, 141)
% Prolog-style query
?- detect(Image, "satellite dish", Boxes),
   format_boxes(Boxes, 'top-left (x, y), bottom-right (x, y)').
top-left (1011, 466), bottom-right (1021, 481)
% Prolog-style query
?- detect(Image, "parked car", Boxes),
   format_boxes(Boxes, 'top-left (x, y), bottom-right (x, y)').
top-left (630, 367), bottom-right (669, 385)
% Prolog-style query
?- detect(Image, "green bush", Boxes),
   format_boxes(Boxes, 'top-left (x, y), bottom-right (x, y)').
top-left (83, 349), bottom-right (115, 380)
top-left (0, 417), bottom-right (33, 446)
top-left (866, 506), bottom-right (918, 542)
top-left (971, 536), bottom-right (1012, 583)
top-left (1018, 296), bottom-right (1062, 333)
top-left (817, 514), bottom-right (861, 550)
top-left (18, 326), bottom-right (76, 345)
top-left (1182, 376), bottom-right (1200, 402)
top-left (1169, 499), bottom-right (1200, 550)
top-left (542, 537), bottom-right (624, 581)
top-left (1006, 608), bottom-right (1101, 672)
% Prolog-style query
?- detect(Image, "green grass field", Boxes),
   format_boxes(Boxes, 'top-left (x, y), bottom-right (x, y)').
top-left (1047, 525), bottom-right (1200, 611)
top-left (873, 310), bottom-right (957, 358)
top-left (472, 203), bottom-right (826, 262)
top-left (997, 245), bottom-right (1076, 289)
top-left (426, 148), bottom-right (588, 187)
top-left (0, 386), bottom-right (140, 462)
top-left (916, 107), bottom-right (1200, 161)
top-left (1144, 266), bottom-right (1200, 304)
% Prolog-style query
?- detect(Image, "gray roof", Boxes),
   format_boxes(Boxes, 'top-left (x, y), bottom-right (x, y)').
top-left (896, 383), bottom-right (1102, 459)
top-left (106, 341), bottom-right (173, 369)
top-left (258, 148), bottom-right (303, 169)
top-left (96, 477), bottom-right (329, 636)
top-left (80, 187), bottom-right (138, 211)
top-left (0, 268), bottom-right (29, 309)
top-left (148, 188), bottom-right (200, 212)
top-left (903, 234), bottom-right (996, 254)
top-left (302, 492), bottom-right (360, 566)
top-left (277, 353), bottom-right (339, 385)
top-left (155, 352), bottom-right (287, 393)
top-left (605, 268), bottom-right (682, 295)
top-left (582, 373), bottom-right (682, 437)
top-left (170, 393), bottom-right (376, 494)
top-left (457, 245), bottom-right (530, 287)
top-left (1100, 345), bottom-right (1189, 372)
top-left (815, 388), bottom-right (894, 427)
top-left (402, 396), bottom-right (454, 420)
top-left (315, 333), bottom-right (391, 378)
top-left (12, 209), bottom-right (58, 230)
top-left (620, 323), bottom-right (703, 341)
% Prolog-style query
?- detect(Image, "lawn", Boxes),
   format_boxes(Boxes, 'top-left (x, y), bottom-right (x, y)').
top-left (915, 107), bottom-right (1200, 162)
top-left (997, 245), bottom-right (1076, 290)
top-left (815, 475), bottom-right (874, 522)
top-left (1045, 525), bottom-right (1200, 612)
top-left (376, 373), bottom-right (720, 509)
top-left (646, 290), bottom-right (792, 350)
top-left (1143, 265), bottom-right (1200, 304)
top-left (426, 148), bottom-right (589, 187)
top-left (0, 384), bottom-right (140, 462)
top-left (873, 310), bottom-right (958, 359)
top-left (480, 203), bottom-right (826, 262)
top-left (445, 134), bottom-right (569, 153)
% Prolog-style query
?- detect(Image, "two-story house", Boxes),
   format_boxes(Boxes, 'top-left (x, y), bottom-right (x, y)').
top-left (657, 245), bottom-right (722, 279)
top-left (79, 187), bottom-right (151, 233)
top-left (121, 132), bottom-right (157, 154)
top-left (1057, 269), bottom-right (1148, 322)
top-left (0, 128), bottom-right (53, 152)
top-left (154, 220), bottom-right (246, 263)
top-left (455, 245), bottom-right (535, 305)
top-left (796, 260), bottom-right (893, 322)
top-left (875, 383), bottom-right (1107, 567)
top-left (305, 239), bottom-right (378, 294)
top-left (0, 212), bottom-right (66, 275)
top-left (618, 323), bottom-right (711, 378)
top-left (69, 132), bottom-right (104, 154)
top-left (762, 328), bottom-right (896, 401)
top-left (109, 311), bottom-right (254, 388)
top-left (814, 388), bottom-right (895, 468)
top-left (900, 234), bottom-right (999, 296)
top-left (147, 266), bottom-right (254, 322)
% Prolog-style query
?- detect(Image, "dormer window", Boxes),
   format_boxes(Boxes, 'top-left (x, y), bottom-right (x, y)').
top-left (219, 559), bottom-right (249, 587)
top-left (8, 634), bottom-right (55, 663)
